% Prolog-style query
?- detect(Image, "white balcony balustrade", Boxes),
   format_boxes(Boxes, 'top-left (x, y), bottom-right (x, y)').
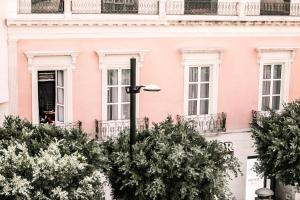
top-left (95, 118), bottom-right (149, 140)
top-left (180, 113), bottom-right (227, 135)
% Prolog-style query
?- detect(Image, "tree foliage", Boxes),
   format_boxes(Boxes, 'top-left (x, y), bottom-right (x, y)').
top-left (0, 116), bottom-right (106, 200)
top-left (102, 117), bottom-right (241, 200)
top-left (251, 100), bottom-right (300, 187)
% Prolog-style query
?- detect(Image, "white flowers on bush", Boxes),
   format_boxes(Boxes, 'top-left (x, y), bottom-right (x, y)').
top-left (0, 141), bottom-right (105, 199)
top-left (32, 141), bottom-right (88, 181)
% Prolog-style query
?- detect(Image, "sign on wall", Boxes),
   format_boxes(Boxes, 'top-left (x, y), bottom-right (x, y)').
top-left (245, 156), bottom-right (265, 200)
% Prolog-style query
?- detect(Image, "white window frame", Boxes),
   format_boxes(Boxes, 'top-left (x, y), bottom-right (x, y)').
top-left (181, 47), bottom-right (223, 116)
top-left (25, 51), bottom-right (79, 124)
top-left (256, 47), bottom-right (298, 111)
top-left (96, 50), bottom-right (147, 121)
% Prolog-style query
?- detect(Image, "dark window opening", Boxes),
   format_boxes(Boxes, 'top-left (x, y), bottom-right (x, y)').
top-left (260, 0), bottom-right (290, 16)
top-left (38, 71), bottom-right (56, 124)
top-left (31, 0), bottom-right (64, 14)
top-left (102, 0), bottom-right (138, 14)
top-left (184, 0), bottom-right (218, 15)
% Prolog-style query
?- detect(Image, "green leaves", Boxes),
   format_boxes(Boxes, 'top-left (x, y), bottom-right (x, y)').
top-left (0, 116), bottom-right (105, 200)
top-left (102, 116), bottom-right (241, 200)
top-left (251, 100), bottom-right (300, 187)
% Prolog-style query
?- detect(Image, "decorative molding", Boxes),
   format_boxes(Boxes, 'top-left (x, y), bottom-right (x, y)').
top-left (256, 46), bottom-right (299, 64)
top-left (24, 51), bottom-right (80, 70)
top-left (180, 47), bottom-right (224, 66)
top-left (96, 49), bottom-right (148, 70)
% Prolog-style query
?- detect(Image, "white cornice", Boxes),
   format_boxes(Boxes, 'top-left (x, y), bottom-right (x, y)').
top-left (25, 50), bottom-right (80, 69)
top-left (256, 46), bottom-right (299, 64)
top-left (180, 47), bottom-right (224, 55)
top-left (96, 49), bottom-right (148, 70)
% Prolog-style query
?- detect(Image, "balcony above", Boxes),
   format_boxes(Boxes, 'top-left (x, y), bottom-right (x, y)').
top-left (17, 0), bottom-right (300, 18)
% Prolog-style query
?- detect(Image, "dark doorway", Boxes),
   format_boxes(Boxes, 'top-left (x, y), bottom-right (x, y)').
top-left (38, 71), bottom-right (55, 124)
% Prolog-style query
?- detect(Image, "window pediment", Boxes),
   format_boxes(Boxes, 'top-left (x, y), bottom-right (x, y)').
top-left (96, 49), bottom-right (148, 69)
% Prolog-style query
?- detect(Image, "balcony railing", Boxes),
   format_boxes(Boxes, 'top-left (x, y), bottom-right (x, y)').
top-left (260, 2), bottom-right (290, 16)
top-left (95, 117), bottom-right (149, 140)
top-left (101, 0), bottom-right (138, 14)
top-left (18, 0), bottom-right (300, 16)
top-left (37, 121), bottom-right (83, 130)
top-left (178, 112), bottom-right (227, 134)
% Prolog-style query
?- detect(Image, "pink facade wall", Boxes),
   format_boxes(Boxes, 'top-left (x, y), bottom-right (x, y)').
top-left (17, 37), bottom-right (300, 133)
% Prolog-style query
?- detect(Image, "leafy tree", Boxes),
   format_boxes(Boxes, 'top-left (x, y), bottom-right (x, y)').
top-left (102, 116), bottom-right (241, 200)
top-left (251, 100), bottom-right (300, 187)
top-left (0, 116), bottom-right (106, 200)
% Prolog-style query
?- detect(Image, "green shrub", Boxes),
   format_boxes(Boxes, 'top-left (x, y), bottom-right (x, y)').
top-left (251, 100), bottom-right (300, 187)
top-left (0, 116), bottom-right (106, 200)
top-left (102, 117), bottom-right (241, 200)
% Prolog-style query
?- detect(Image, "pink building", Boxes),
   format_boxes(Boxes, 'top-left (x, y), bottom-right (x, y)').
top-left (1, 0), bottom-right (300, 199)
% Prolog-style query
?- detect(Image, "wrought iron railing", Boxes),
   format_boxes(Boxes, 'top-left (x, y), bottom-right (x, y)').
top-left (101, 0), bottom-right (138, 14)
top-left (260, 2), bottom-right (290, 16)
top-left (31, 0), bottom-right (64, 13)
top-left (38, 121), bottom-right (83, 130)
top-left (95, 117), bottom-right (149, 140)
top-left (179, 113), bottom-right (227, 134)
top-left (184, 0), bottom-right (218, 15)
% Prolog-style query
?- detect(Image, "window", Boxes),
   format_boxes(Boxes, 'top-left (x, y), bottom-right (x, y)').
top-left (97, 49), bottom-right (147, 121)
top-left (25, 51), bottom-right (79, 124)
top-left (261, 64), bottom-right (282, 111)
top-left (38, 70), bottom-right (65, 123)
top-left (256, 47), bottom-right (297, 112)
top-left (181, 48), bottom-right (222, 116)
top-left (107, 68), bottom-right (130, 120)
top-left (188, 66), bottom-right (210, 115)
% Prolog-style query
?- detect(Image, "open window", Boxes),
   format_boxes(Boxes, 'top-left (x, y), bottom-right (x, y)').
top-left (25, 50), bottom-right (79, 125)
top-left (38, 70), bottom-right (65, 124)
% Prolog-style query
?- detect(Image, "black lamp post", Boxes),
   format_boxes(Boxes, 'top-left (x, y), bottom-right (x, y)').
top-left (126, 58), bottom-right (160, 159)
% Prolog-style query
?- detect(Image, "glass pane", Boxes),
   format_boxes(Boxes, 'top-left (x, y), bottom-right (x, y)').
top-left (122, 69), bottom-right (130, 85)
top-left (188, 84), bottom-right (198, 99)
top-left (188, 100), bottom-right (197, 115)
top-left (121, 104), bottom-right (130, 120)
top-left (107, 70), bottom-right (118, 85)
top-left (261, 96), bottom-right (270, 111)
top-left (201, 67), bottom-right (210, 82)
top-left (107, 87), bottom-right (118, 103)
top-left (57, 106), bottom-right (64, 122)
top-left (200, 83), bottom-right (209, 98)
top-left (200, 100), bottom-right (209, 115)
top-left (57, 70), bottom-right (64, 87)
top-left (273, 65), bottom-right (282, 79)
top-left (121, 87), bottom-right (130, 102)
top-left (272, 96), bottom-right (280, 110)
top-left (189, 67), bottom-right (198, 82)
top-left (273, 80), bottom-right (281, 95)
top-left (263, 65), bottom-right (271, 79)
top-left (107, 105), bottom-right (118, 120)
top-left (262, 81), bottom-right (271, 95)
top-left (57, 88), bottom-right (64, 105)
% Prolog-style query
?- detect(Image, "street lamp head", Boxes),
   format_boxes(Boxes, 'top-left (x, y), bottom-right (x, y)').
top-left (143, 84), bottom-right (161, 92)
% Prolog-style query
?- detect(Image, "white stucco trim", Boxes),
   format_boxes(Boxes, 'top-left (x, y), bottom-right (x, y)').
top-left (181, 47), bottom-right (223, 116)
top-left (96, 50), bottom-right (147, 121)
top-left (24, 50), bottom-right (79, 124)
top-left (256, 46), bottom-right (298, 111)
top-left (8, 39), bottom-right (18, 115)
